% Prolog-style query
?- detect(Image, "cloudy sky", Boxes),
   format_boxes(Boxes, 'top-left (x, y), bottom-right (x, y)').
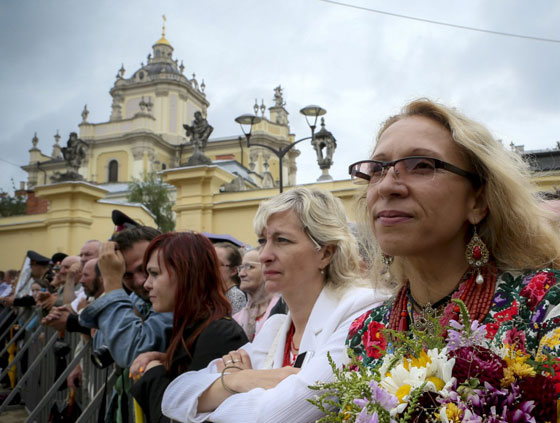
top-left (1, 0), bottom-right (559, 194)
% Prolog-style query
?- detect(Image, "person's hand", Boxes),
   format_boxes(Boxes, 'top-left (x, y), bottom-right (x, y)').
top-left (198, 366), bottom-right (301, 413)
top-left (216, 349), bottom-right (253, 372)
top-left (146, 359), bottom-right (163, 371)
top-left (67, 263), bottom-right (82, 285)
top-left (37, 292), bottom-right (58, 311)
top-left (130, 351), bottom-right (166, 381)
top-left (42, 306), bottom-right (71, 331)
top-left (1, 295), bottom-right (15, 307)
top-left (98, 241), bottom-right (126, 292)
top-left (67, 365), bottom-right (82, 390)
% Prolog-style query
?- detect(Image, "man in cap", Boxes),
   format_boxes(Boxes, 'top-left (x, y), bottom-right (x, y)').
top-left (1, 250), bottom-right (52, 308)
top-left (79, 226), bottom-right (172, 368)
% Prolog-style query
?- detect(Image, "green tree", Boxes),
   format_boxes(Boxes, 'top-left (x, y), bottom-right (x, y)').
top-left (0, 193), bottom-right (26, 217)
top-left (0, 180), bottom-right (27, 217)
top-left (127, 172), bottom-right (175, 232)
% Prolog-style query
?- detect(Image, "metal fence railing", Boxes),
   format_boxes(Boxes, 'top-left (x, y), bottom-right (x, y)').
top-left (0, 306), bottom-right (145, 422)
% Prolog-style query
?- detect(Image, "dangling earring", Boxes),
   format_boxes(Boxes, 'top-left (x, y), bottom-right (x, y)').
top-left (465, 225), bottom-right (489, 284)
top-left (319, 268), bottom-right (325, 275)
top-left (382, 254), bottom-right (393, 266)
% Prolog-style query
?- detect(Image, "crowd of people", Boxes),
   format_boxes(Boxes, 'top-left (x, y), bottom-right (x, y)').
top-left (1, 98), bottom-right (559, 422)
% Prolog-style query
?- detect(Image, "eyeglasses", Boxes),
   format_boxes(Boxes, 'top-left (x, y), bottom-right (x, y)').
top-left (237, 262), bottom-right (261, 272)
top-left (348, 156), bottom-right (480, 186)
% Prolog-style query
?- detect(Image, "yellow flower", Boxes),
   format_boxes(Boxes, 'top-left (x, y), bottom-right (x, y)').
top-left (395, 384), bottom-right (411, 402)
top-left (501, 344), bottom-right (536, 386)
top-left (402, 349), bottom-right (432, 371)
top-left (442, 403), bottom-right (462, 422)
top-left (426, 376), bottom-right (445, 391)
top-left (342, 404), bottom-right (353, 421)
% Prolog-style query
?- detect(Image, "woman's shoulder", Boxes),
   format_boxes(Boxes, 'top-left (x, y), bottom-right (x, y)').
top-left (203, 316), bottom-right (247, 337)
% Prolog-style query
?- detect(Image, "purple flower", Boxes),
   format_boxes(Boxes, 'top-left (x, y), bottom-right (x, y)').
top-left (354, 398), bottom-right (368, 408)
top-left (447, 319), bottom-right (487, 351)
top-left (356, 409), bottom-right (379, 423)
top-left (466, 383), bottom-right (537, 423)
top-left (446, 320), bottom-right (464, 351)
top-left (369, 380), bottom-right (398, 410)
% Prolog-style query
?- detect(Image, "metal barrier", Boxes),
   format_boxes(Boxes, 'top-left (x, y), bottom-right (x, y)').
top-left (0, 306), bottom-right (146, 423)
top-left (25, 336), bottom-right (94, 422)
top-left (0, 310), bottom-right (35, 358)
top-left (0, 307), bottom-right (17, 332)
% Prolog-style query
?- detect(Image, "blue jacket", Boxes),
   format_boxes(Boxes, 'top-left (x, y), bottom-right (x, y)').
top-left (80, 289), bottom-right (173, 368)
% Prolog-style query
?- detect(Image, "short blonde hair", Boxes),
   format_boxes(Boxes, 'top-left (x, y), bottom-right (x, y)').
top-left (254, 187), bottom-right (362, 291)
top-left (356, 98), bottom-right (560, 286)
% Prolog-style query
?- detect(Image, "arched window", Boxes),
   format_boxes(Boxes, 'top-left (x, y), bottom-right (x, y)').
top-left (108, 160), bottom-right (119, 182)
top-left (161, 163), bottom-right (167, 170)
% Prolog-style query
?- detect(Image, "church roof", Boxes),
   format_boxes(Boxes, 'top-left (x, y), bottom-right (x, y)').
top-left (154, 35), bottom-right (171, 46)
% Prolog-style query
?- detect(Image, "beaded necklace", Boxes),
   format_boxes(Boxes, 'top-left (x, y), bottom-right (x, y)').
top-left (388, 264), bottom-right (497, 335)
top-left (282, 323), bottom-right (299, 366)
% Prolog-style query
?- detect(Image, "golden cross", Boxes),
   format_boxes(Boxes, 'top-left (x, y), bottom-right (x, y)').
top-left (162, 14), bottom-right (167, 37)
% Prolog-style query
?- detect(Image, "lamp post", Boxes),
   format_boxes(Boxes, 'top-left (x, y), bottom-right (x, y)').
top-left (235, 105), bottom-right (326, 193)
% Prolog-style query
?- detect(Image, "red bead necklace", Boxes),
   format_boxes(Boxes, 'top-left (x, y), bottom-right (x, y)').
top-left (283, 323), bottom-right (299, 367)
top-left (388, 264), bottom-right (497, 334)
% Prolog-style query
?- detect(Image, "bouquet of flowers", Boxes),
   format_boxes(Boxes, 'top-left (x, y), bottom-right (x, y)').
top-left (310, 300), bottom-right (559, 423)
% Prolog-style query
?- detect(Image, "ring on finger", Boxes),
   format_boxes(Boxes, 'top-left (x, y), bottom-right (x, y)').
top-left (232, 359), bottom-right (240, 363)
top-left (225, 359), bottom-right (233, 365)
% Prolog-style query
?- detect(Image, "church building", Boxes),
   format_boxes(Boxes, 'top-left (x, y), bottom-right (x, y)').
top-left (21, 24), bottom-right (320, 199)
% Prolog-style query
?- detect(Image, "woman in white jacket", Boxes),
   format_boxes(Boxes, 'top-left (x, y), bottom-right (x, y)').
top-left (162, 187), bottom-right (383, 423)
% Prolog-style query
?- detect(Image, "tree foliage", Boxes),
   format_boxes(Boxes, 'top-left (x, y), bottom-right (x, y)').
top-left (0, 187), bottom-right (27, 217)
top-left (127, 172), bottom-right (175, 232)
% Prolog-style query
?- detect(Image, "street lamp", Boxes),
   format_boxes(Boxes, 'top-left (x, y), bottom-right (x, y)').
top-left (235, 105), bottom-right (326, 193)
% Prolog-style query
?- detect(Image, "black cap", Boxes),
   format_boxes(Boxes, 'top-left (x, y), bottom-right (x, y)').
top-left (27, 250), bottom-right (50, 265)
top-left (51, 252), bottom-right (68, 264)
top-left (111, 210), bottom-right (140, 232)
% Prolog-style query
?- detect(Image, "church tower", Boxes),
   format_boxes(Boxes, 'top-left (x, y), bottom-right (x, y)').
top-left (77, 16), bottom-right (209, 184)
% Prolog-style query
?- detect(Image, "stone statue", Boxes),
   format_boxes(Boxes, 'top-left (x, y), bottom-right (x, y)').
top-left (273, 85), bottom-right (285, 107)
top-left (183, 111), bottom-right (213, 166)
top-left (61, 132), bottom-right (87, 171)
top-left (51, 132), bottom-right (87, 182)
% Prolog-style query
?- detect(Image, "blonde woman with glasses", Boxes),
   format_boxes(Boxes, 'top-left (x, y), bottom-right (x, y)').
top-left (161, 187), bottom-right (381, 422)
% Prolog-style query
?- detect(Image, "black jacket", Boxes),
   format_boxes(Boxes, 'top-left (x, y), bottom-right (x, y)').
top-left (130, 317), bottom-right (248, 423)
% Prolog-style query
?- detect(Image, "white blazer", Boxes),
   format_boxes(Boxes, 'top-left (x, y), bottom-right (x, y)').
top-left (162, 285), bottom-right (385, 423)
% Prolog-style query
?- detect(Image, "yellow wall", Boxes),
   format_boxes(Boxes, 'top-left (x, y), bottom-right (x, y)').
top-left (95, 151), bottom-right (129, 183)
top-left (0, 182), bottom-right (155, 269)
top-left (2, 167), bottom-right (559, 270)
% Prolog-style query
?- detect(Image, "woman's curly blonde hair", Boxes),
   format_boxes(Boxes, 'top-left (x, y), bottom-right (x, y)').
top-left (355, 98), bottom-right (560, 288)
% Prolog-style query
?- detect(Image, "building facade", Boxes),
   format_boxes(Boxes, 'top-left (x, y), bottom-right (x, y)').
top-left (21, 28), bottom-right (302, 197)
top-left (3, 26), bottom-right (560, 270)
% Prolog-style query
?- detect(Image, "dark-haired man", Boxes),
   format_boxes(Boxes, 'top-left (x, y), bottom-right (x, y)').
top-left (1, 250), bottom-right (52, 308)
top-left (79, 226), bottom-right (172, 368)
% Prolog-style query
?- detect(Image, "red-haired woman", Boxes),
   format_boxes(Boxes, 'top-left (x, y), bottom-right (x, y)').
top-left (129, 232), bottom-right (248, 423)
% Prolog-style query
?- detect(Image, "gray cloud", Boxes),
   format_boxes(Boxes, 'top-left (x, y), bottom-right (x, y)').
top-left (1, 0), bottom-right (559, 192)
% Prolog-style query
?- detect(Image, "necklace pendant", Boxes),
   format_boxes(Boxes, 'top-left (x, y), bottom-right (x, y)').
top-left (412, 303), bottom-right (442, 335)
top-left (476, 272), bottom-right (484, 285)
